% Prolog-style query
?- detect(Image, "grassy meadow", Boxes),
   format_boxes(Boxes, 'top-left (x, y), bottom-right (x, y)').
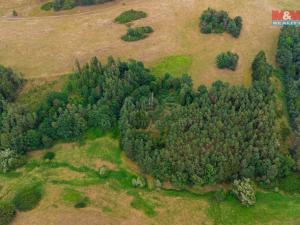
top-left (0, 0), bottom-right (299, 87)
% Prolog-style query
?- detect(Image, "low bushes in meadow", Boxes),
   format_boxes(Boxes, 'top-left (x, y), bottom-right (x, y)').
top-left (121, 26), bottom-right (153, 42)
top-left (43, 151), bottom-right (56, 161)
top-left (13, 183), bottom-right (43, 211)
top-left (115, 9), bottom-right (147, 24)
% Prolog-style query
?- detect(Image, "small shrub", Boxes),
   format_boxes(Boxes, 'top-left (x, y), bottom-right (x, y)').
top-left (99, 166), bottom-right (109, 178)
top-left (0, 149), bottom-right (26, 173)
top-left (213, 188), bottom-right (227, 202)
top-left (0, 201), bottom-right (16, 225)
top-left (12, 10), bottom-right (18, 17)
top-left (232, 178), bottom-right (256, 207)
top-left (132, 176), bottom-right (146, 188)
top-left (121, 26), bottom-right (153, 42)
top-left (216, 51), bottom-right (239, 71)
top-left (41, 2), bottom-right (53, 11)
top-left (154, 179), bottom-right (162, 189)
top-left (13, 183), bottom-right (43, 211)
top-left (74, 197), bottom-right (89, 208)
top-left (115, 9), bottom-right (147, 24)
top-left (43, 152), bottom-right (55, 161)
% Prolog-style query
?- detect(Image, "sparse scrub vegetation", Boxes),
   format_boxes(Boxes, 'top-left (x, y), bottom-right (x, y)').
top-left (128, 191), bottom-right (157, 217)
top-left (43, 152), bottom-right (55, 161)
top-left (121, 26), bottom-right (153, 42)
top-left (115, 9), bottom-right (147, 24)
top-left (216, 51), bottom-right (239, 70)
top-left (200, 8), bottom-right (242, 37)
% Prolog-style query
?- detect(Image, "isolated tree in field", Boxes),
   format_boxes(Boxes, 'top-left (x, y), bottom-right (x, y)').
top-left (216, 51), bottom-right (239, 70)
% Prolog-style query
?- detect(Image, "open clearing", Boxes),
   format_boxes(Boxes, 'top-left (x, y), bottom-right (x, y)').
top-left (0, 0), bottom-right (299, 86)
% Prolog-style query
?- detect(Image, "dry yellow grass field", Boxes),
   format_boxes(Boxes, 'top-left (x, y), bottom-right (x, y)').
top-left (0, 0), bottom-right (299, 87)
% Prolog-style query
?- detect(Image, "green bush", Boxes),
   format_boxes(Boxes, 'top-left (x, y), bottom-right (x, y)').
top-left (0, 201), bottom-right (16, 225)
top-left (216, 51), bottom-right (239, 71)
top-left (12, 10), bottom-right (18, 17)
top-left (232, 178), bottom-right (256, 207)
top-left (200, 8), bottom-right (242, 38)
top-left (41, 2), bottom-right (53, 11)
top-left (0, 149), bottom-right (26, 173)
top-left (132, 176), bottom-right (146, 188)
top-left (74, 197), bottom-right (89, 208)
top-left (43, 151), bottom-right (55, 161)
top-left (13, 183), bottom-right (43, 211)
top-left (213, 188), bottom-right (227, 202)
top-left (121, 26), bottom-right (153, 42)
top-left (52, 0), bottom-right (112, 11)
top-left (99, 165), bottom-right (109, 178)
top-left (115, 9), bottom-right (147, 24)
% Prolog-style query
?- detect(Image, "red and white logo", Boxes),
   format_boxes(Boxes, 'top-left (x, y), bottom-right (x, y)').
top-left (272, 10), bottom-right (300, 26)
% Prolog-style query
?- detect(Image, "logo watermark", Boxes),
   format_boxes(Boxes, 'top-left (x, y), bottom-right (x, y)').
top-left (272, 10), bottom-right (300, 26)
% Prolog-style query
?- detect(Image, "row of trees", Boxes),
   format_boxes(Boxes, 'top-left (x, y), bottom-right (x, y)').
top-left (119, 51), bottom-right (292, 185)
top-left (200, 8), bottom-right (243, 38)
top-left (276, 26), bottom-right (300, 170)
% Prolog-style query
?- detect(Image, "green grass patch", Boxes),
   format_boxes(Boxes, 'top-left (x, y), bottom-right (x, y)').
top-left (127, 191), bottom-right (157, 217)
top-left (121, 26), bottom-right (153, 42)
top-left (278, 173), bottom-right (300, 193)
top-left (115, 9), bottom-right (147, 24)
top-left (86, 138), bottom-right (121, 165)
top-left (208, 191), bottom-right (300, 225)
top-left (0, 171), bottom-right (22, 179)
top-left (62, 188), bottom-right (90, 208)
top-left (13, 183), bottom-right (43, 212)
top-left (151, 55), bottom-right (193, 77)
top-left (62, 188), bottom-right (83, 203)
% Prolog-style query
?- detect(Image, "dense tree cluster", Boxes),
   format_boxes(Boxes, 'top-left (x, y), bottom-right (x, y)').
top-left (200, 8), bottom-right (242, 38)
top-left (120, 52), bottom-right (290, 185)
top-left (0, 52), bottom-right (293, 186)
top-left (276, 26), bottom-right (300, 170)
top-left (42, 0), bottom-right (113, 11)
top-left (216, 51), bottom-right (239, 71)
top-left (0, 57), bottom-right (154, 154)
